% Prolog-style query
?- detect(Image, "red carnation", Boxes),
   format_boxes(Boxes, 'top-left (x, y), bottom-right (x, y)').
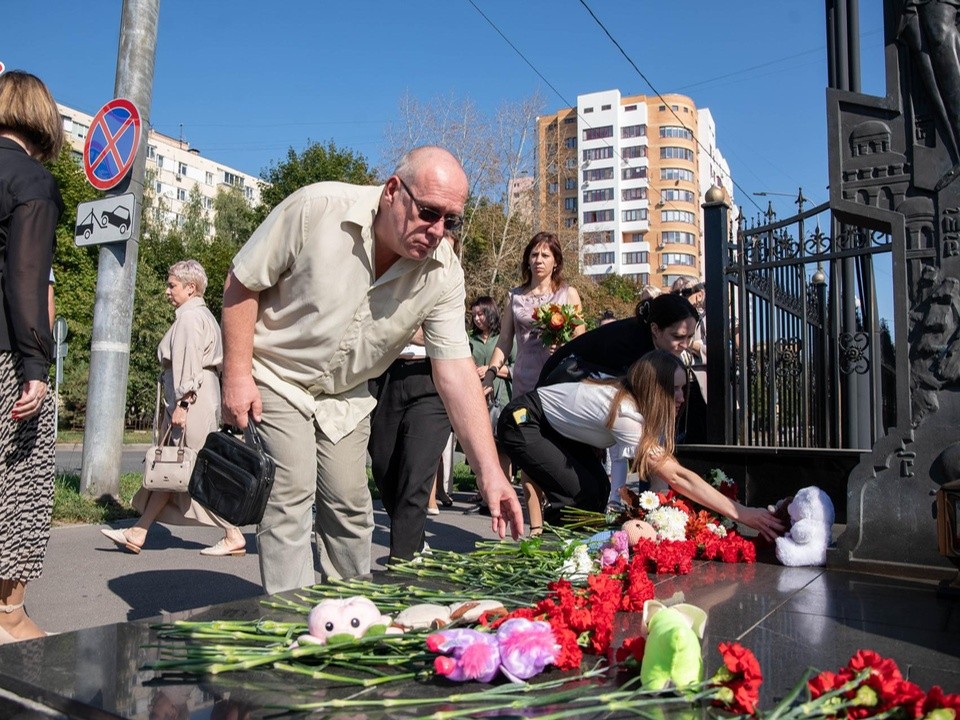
top-left (615, 635), bottom-right (646, 667)
top-left (711, 642), bottom-right (763, 715)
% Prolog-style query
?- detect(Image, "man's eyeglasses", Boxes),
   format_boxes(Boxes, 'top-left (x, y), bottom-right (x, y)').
top-left (397, 177), bottom-right (464, 235)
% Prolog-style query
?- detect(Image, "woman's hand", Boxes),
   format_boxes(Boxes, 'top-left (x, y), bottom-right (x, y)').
top-left (12, 380), bottom-right (47, 421)
top-left (476, 364), bottom-right (489, 379)
top-left (736, 505), bottom-right (786, 543)
top-left (171, 404), bottom-right (188, 428)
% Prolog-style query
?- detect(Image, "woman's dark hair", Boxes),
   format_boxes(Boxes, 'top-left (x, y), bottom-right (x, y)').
top-left (520, 232), bottom-right (565, 290)
top-left (635, 293), bottom-right (698, 331)
top-left (469, 295), bottom-right (501, 336)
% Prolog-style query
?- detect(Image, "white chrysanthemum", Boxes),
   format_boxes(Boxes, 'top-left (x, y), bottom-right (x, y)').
top-left (706, 522), bottom-right (727, 538)
top-left (559, 543), bottom-right (595, 580)
top-left (647, 506), bottom-right (688, 541)
top-left (638, 491), bottom-right (660, 511)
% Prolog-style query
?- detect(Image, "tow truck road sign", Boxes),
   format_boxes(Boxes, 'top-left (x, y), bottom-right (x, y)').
top-left (74, 193), bottom-right (137, 246)
top-left (83, 98), bottom-right (142, 191)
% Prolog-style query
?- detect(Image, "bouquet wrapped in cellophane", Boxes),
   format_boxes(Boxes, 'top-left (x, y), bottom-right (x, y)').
top-left (532, 303), bottom-right (584, 347)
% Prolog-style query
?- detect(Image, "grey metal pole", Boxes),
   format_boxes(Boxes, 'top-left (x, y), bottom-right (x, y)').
top-left (79, 0), bottom-right (159, 498)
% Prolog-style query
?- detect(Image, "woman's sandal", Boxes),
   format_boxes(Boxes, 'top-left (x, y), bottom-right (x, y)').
top-left (100, 528), bottom-right (143, 554)
top-left (528, 525), bottom-right (543, 538)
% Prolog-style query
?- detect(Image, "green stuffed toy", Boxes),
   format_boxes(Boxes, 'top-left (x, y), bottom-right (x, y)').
top-left (639, 600), bottom-right (707, 690)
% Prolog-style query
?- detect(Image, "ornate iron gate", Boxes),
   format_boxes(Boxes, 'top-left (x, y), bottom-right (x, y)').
top-left (703, 196), bottom-right (895, 450)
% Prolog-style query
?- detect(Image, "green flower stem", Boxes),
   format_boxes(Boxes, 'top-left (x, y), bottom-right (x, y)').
top-left (274, 662), bottom-right (420, 686)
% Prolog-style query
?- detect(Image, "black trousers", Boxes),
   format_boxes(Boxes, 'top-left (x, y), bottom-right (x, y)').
top-left (368, 359), bottom-right (452, 561)
top-left (496, 390), bottom-right (609, 522)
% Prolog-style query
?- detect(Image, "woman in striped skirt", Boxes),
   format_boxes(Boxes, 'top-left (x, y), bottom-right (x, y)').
top-left (0, 70), bottom-right (64, 643)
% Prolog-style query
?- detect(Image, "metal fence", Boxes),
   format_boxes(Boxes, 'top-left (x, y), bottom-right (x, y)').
top-left (703, 196), bottom-right (895, 449)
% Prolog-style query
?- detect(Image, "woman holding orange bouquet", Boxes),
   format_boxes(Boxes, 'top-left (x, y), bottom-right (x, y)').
top-left (497, 350), bottom-right (785, 542)
top-left (482, 232), bottom-right (585, 531)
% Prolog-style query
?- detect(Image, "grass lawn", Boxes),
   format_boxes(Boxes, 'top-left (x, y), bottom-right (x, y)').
top-left (52, 473), bottom-right (141, 525)
top-left (56, 429), bottom-right (152, 445)
top-left (51, 463), bottom-right (480, 526)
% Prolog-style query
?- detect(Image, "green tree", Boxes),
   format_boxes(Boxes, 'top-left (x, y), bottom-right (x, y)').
top-left (214, 185), bottom-right (257, 246)
top-left (48, 147), bottom-right (100, 427)
top-left (257, 140), bottom-right (377, 220)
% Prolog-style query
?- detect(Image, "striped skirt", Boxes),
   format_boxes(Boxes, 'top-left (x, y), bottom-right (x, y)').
top-left (0, 352), bottom-right (56, 582)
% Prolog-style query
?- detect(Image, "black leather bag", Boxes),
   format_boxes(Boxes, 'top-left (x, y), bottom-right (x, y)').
top-left (188, 420), bottom-right (276, 527)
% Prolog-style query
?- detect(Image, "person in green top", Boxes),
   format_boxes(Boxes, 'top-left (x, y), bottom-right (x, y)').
top-left (469, 296), bottom-right (513, 409)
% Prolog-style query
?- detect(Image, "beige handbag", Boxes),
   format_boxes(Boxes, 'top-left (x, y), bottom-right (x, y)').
top-left (142, 379), bottom-right (196, 492)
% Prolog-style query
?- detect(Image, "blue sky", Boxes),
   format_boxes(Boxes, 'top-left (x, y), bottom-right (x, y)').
top-left (3, 1), bottom-right (886, 218)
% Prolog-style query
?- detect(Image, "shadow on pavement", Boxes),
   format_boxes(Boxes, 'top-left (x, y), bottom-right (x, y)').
top-left (108, 569), bottom-right (263, 622)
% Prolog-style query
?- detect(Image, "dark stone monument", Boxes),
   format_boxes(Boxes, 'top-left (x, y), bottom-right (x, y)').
top-left (830, 0), bottom-right (960, 575)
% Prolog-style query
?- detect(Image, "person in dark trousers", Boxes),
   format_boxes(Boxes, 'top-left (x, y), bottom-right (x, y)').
top-left (368, 330), bottom-right (452, 562)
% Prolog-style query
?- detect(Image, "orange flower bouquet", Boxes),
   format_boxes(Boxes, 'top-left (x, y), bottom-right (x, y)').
top-left (532, 303), bottom-right (584, 347)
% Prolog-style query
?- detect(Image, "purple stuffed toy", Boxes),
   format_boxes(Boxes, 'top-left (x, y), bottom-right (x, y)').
top-left (427, 618), bottom-right (559, 684)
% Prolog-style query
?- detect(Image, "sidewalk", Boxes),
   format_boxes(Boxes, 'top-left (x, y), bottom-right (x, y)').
top-left (29, 494), bottom-right (494, 634)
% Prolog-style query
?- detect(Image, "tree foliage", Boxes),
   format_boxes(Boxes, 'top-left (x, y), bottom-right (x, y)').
top-left (257, 140), bottom-right (377, 221)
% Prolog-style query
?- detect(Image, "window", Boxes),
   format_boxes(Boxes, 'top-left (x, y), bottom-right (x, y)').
top-left (661, 146), bottom-right (695, 161)
top-left (583, 188), bottom-right (614, 203)
top-left (147, 145), bottom-right (156, 159)
top-left (583, 231), bottom-right (612, 244)
top-left (564, 197), bottom-right (578, 212)
top-left (564, 136), bottom-right (577, 149)
top-left (661, 210), bottom-right (696, 224)
top-left (661, 167), bottom-right (694, 182)
top-left (621, 124), bottom-right (646, 138)
top-left (625, 232), bottom-right (645, 243)
top-left (565, 157), bottom-right (578, 169)
top-left (582, 146), bottom-right (613, 161)
top-left (623, 251), bottom-right (649, 264)
top-left (660, 126), bottom-right (693, 140)
top-left (155, 181), bottom-right (162, 194)
top-left (601, 104), bottom-right (611, 110)
top-left (177, 188), bottom-right (187, 201)
top-left (564, 178), bottom-right (577, 190)
top-left (662, 252), bottom-right (696, 266)
top-left (583, 252), bottom-right (615, 265)
top-left (672, 104), bottom-right (679, 111)
top-left (547, 182), bottom-right (558, 194)
top-left (583, 209), bottom-right (614, 223)
top-left (659, 105), bottom-right (666, 111)
top-left (204, 196), bottom-right (214, 209)
top-left (178, 162), bottom-right (188, 176)
top-left (622, 167), bottom-right (647, 180)
top-left (661, 188), bottom-right (695, 203)
top-left (584, 167), bottom-right (613, 181)
top-left (244, 186), bottom-right (253, 200)
top-left (582, 126), bottom-right (613, 141)
top-left (622, 187), bottom-right (647, 201)
top-left (205, 171), bottom-right (214, 185)
top-left (583, 107), bottom-right (594, 113)
top-left (564, 217), bottom-right (577, 228)
top-left (563, 116), bottom-right (577, 124)
top-left (622, 208), bottom-right (648, 222)
top-left (625, 104), bottom-right (637, 112)
top-left (224, 171), bottom-right (243, 187)
top-left (661, 231), bottom-right (696, 245)
top-left (157, 155), bottom-right (165, 169)
top-left (621, 145), bottom-right (646, 159)
top-left (624, 272), bottom-right (650, 284)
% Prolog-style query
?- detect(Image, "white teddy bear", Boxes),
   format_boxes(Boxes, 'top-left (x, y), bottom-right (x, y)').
top-left (774, 486), bottom-right (835, 567)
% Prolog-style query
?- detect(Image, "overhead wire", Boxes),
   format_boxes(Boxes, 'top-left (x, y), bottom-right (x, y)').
top-left (577, 0), bottom-right (766, 214)
top-left (465, 0), bottom-right (705, 223)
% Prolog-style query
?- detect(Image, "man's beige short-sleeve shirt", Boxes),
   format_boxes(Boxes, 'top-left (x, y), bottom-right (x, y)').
top-left (231, 181), bottom-right (469, 442)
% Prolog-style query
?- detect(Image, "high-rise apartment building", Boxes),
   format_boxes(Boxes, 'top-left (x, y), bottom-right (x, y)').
top-left (536, 89), bottom-right (733, 287)
top-left (58, 103), bottom-right (262, 238)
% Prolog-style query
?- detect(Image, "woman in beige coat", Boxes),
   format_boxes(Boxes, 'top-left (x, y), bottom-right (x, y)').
top-left (101, 260), bottom-right (245, 556)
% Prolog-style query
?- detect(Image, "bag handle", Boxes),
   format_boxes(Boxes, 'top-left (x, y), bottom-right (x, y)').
top-left (154, 422), bottom-right (188, 463)
top-left (221, 414), bottom-right (266, 452)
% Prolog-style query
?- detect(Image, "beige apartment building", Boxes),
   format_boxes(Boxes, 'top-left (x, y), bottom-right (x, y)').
top-left (58, 103), bottom-right (262, 236)
top-left (536, 89), bottom-right (733, 287)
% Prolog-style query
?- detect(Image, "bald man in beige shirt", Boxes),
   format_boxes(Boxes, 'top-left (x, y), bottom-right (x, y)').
top-left (221, 146), bottom-right (523, 594)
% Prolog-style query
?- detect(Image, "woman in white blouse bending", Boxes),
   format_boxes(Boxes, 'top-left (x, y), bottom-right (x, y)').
top-left (101, 261), bottom-right (245, 556)
top-left (496, 349), bottom-right (784, 541)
